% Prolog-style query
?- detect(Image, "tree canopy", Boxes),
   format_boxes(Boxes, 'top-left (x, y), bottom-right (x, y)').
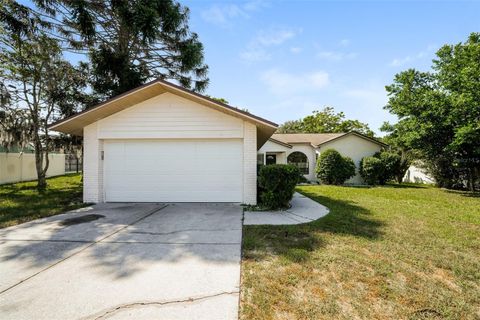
top-left (383, 33), bottom-right (480, 190)
top-left (277, 106), bottom-right (374, 136)
top-left (0, 8), bottom-right (88, 188)
top-left (34, 0), bottom-right (208, 99)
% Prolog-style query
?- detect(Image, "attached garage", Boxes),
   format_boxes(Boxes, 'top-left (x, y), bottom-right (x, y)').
top-left (104, 139), bottom-right (243, 202)
top-left (49, 79), bottom-right (277, 205)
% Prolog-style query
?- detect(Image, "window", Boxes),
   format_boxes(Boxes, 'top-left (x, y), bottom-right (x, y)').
top-left (266, 154), bottom-right (277, 165)
top-left (287, 152), bottom-right (309, 174)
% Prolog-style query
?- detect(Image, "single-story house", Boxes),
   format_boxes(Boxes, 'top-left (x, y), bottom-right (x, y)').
top-left (50, 79), bottom-right (387, 204)
top-left (50, 79), bottom-right (277, 205)
top-left (258, 132), bottom-right (387, 184)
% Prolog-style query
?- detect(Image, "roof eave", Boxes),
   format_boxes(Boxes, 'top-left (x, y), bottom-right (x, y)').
top-left (49, 79), bottom-right (278, 138)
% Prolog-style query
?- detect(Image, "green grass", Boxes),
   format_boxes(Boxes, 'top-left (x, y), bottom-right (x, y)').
top-left (0, 173), bottom-right (87, 228)
top-left (241, 184), bottom-right (480, 320)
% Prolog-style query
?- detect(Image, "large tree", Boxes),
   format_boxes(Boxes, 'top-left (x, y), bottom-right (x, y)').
top-left (0, 5), bottom-right (88, 189)
top-left (278, 106), bottom-right (374, 136)
top-left (32, 0), bottom-right (209, 99)
top-left (383, 33), bottom-right (480, 190)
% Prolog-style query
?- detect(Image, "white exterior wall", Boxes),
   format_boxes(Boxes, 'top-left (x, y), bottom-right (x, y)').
top-left (0, 153), bottom-right (65, 185)
top-left (82, 92), bottom-right (258, 204)
top-left (83, 122), bottom-right (103, 203)
top-left (258, 140), bottom-right (317, 181)
top-left (243, 122), bottom-right (257, 205)
top-left (319, 135), bottom-right (383, 184)
top-left (403, 164), bottom-right (435, 184)
top-left (258, 140), bottom-right (291, 154)
top-left (97, 93), bottom-right (244, 139)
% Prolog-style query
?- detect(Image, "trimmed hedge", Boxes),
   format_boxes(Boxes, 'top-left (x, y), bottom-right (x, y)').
top-left (316, 149), bottom-right (356, 185)
top-left (258, 164), bottom-right (300, 209)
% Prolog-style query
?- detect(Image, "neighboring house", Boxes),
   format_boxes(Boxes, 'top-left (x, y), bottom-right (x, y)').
top-left (403, 163), bottom-right (435, 184)
top-left (258, 132), bottom-right (387, 184)
top-left (49, 79), bottom-right (277, 204)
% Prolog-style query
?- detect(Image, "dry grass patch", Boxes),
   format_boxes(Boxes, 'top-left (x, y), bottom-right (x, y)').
top-left (241, 184), bottom-right (480, 319)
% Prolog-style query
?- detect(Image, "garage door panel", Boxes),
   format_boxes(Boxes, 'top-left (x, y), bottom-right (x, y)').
top-left (104, 140), bottom-right (243, 202)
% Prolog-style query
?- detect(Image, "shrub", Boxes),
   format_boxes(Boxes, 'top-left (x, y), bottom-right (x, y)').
top-left (360, 151), bottom-right (402, 185)
top-left (316, 149), bottom-right (356, 185)
top-left (359, 156), bottom-right (385, 185)
top-left (376, 151), bottom-right (402, 184)
top-left (258, 164), bottom-right (300, 209)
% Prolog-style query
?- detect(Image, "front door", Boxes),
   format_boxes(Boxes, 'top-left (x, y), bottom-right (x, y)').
top-left (266, 154), bottom-right (277, 165)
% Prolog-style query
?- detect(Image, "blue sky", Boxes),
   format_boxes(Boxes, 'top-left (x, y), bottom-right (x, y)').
top-left (180, 0), bottom-right (480, 135)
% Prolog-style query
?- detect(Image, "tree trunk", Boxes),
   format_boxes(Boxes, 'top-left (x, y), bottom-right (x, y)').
top-left (396, 174), bottom-right (403, 184)
top-left (34, 141), bottom-right (47, 190)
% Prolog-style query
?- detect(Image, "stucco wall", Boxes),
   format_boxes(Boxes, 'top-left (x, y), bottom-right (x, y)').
top-left (0, 153), bottom-right (65, 185)
top-left (82, 92), bottom-right (257, 204)
top-left (319, 134), bottom-right (383, 184)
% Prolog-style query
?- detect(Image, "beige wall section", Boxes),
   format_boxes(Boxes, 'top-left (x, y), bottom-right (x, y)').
top-left (83, 122), bottom-right (104, 203)
top-left (243, 122), bottom-right (257, 205)
top-left (258, 140), bottom-right (291, 154)
top-left (0, 153), bottom-right (65, 185)
top-left (97, 92), bottom-right (244, 139)
top-left (319, 134), bottom-right (383, 184)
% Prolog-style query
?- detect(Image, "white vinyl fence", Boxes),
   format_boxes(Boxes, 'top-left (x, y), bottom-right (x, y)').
top-left (0, 153), bottom-right (65, 185)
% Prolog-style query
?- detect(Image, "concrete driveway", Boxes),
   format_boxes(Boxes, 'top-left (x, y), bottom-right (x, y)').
top-left (0, 203), bottom-right (243, 320)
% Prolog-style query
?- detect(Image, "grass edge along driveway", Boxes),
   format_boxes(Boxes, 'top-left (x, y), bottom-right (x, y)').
top-left (0, 173), bottom-right (86, 228)
top-left (241, 184), bottom-right (480, 320)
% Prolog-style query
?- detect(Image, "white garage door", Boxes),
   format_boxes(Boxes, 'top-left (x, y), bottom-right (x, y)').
top-left (104, 140), bottom-right (243, 202)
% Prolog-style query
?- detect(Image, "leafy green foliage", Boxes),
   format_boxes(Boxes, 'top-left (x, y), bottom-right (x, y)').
top-left (359, 156), bottom-right (385, 185)
top-left (258, 164), bottom-right (300, 209)
top-left (0, 8), bottom-right (88, 189)
top-left (31, 0), bottom-right (209, 98)
top-left (278, 106), bottom-right (374, 136)
top-left (360, 151), bottom-right (402, 185)
top-left (383, 33), bottom-right (480, 190)
top-left (316, 149), bottom-right (356, 185)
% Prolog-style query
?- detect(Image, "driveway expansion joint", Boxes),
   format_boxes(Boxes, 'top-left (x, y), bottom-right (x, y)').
top-left (89, 291), bottom-right (240, 320)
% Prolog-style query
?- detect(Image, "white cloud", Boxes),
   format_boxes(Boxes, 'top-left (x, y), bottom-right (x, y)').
top-left (260, 69), bottom-right (330, 95)
top-left (239, 49), bottom-right (270, 62)
top-left (201, 0), bottom-right (269, 26)
top-left (390, 44), bottom-right (437, 67)
top-left (290, 47), bottom-right (302, 54)
top-left (255, 29), bottom-right (296, 46)
top-left (240, 27), bottom-right (301, 62)
top-left (317, 51), bottom-right (357, 61)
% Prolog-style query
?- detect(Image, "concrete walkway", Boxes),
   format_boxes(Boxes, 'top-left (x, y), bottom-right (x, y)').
top-left (0, 203), bottom-right (243, 320)
top-left (243, 192), bottom-right (329, 225)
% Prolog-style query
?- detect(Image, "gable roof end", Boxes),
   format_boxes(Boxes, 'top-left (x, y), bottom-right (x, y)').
top-left (48, 79), bottom-right (278, 148)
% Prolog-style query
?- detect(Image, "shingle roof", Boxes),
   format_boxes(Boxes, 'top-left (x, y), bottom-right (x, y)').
top-left (271, 133), bottom-right (346, 146)
top-left (271, 132), bottom-right (388, 148)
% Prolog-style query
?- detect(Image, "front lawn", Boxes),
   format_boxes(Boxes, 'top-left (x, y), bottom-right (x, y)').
top-left (0, 173), bottom-right (86, 228)
top-left (241, 184), bottom-right (480, 319)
